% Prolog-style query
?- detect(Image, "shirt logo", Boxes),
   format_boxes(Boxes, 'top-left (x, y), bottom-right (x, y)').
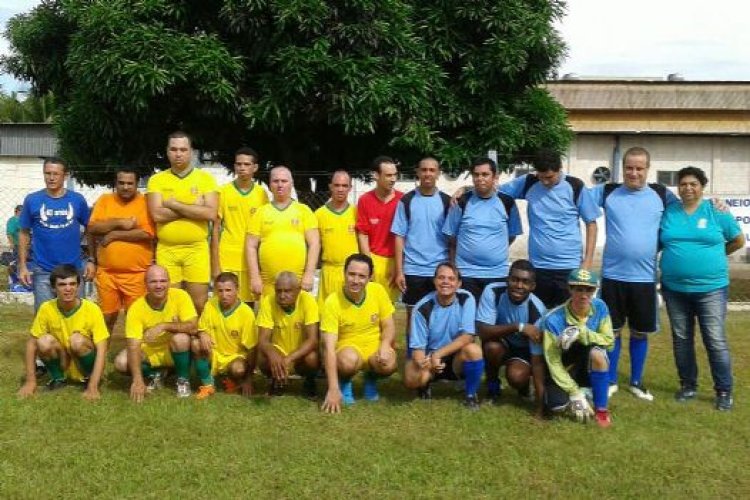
top-left (369, 218), bottom-right (380, 225)
top-left (250, 208), bottom-right (257, 215)
top-left (697, 218), bottom-right (707, 229)
top-left (39, 202), bottom-right (75, 230)
top-left (294, 321), bottom-right (302, 330)
top-left (291, 218), bottom-right (300, 227)
top-left (230, 330), bottom-right (240, 338)
top-left (370, 313), bottom-right (379, 324)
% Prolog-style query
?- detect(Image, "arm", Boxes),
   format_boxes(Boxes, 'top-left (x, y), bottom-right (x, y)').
top-left (301, 228), bottom-right (320, 292)
top-left (82, 340), bottom-right (108, 400)
top-left (163, 192), bottom-right (218, 222)
top-left (531, 354), bottom-right (546, 417)
top-left (543, 329), bottom-right (580, 396)
top-left (87, 217), bottom-right (136, 236)
top-left (246, 234), bottom-right (263, 296)
top-left (99, 229), bottom-right (153, 247)
top-left (17, 337), bottom-right (39, 398)
top-left (357, 232), bottom-right (371, 256)
top-left (477, 321), bottom-right (524, 343)
top-left (376, 315), bottom-right (396, 365)
top-left (146, 192), bottom-right (181, 224)
top-left (286, 323), bottom-right (319, 364)
top-left (577, 316), bottom-right (615, 350)
top-left (258, 326), bottom-right (288, 382)
top-left (127, 338), bottom-right (146, 403)
top-left (726, 233), bottom-right (745, 255)
top-left (447, 237), bottom-right (456, 264)
top-left (18, 229), bottom-right (32, 287)
top-left (210, 215), bottom-right (222, 279)
top-left (581, 221), bottom-right (597, 269)
top-left (143, 317), bottom-right (198, 343)
top-left (393, 235), bottom-right (407, 293)
top-left (431, 333), bottom-right (472, 360)
top-left (321, 332), bottom-right (342, 413)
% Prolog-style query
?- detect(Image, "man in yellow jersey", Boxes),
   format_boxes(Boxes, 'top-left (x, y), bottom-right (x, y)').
top-left (18, 264), bottom-right (109, 401)
top-left (211, 147), bottom-right (268, 306)
top-left (321, 253), bottom-right (397, 413)
top-left (113, 265), bottom-right (197, 402)
top-left (314, 170), bottom-right (358, 308)
top-left (191, 272), bottom-right (258, 399)
top-left (257, 271), bottom-right (320, 399)
top-left (246, 165), bottom-right (320, 297)
top-left (147, 131), bottom-right (218, 315)
top-left (88, 168), bottom-right (155, 332)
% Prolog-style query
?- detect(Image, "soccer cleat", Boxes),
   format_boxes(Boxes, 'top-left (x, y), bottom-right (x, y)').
top-left (221, 377), bottom-right (239, 394)
top-left (674, 386), bottom-right (697, 403)
top-left (146, 372), bottom-right (164, 393)
top-left (267, 379), bottom-right (285, 397)
top-left (340, 379), bottom-right (355, 406)
top-left (303, 376), bottom-right (317, 400)
top-left (175, 377), bottom-right (192, 398)
top-left (363, 374), bottom-right (380, 401)
top-left (595, 409), bottom-right (612, 428)
top-left (35, 358), bottom-right (47, 377)
top-left (46, 379), bottom-right (67, 391)
top-left (196, 384), bottom-right (216, 400)
top-left (463, 394), bottom-right (480, 411)
top-left (608, 384), bottom-right (619, 398)
top-left (417, 383), bottom-right (433, 401)
top-left (628, 383), bottom-right (654, 402)
top-left (485, 380), bottom-right (502, 405)
top-left (81, 377), bottom-right (90, 390)
top-left (715, 391), bottom-right (733, 411)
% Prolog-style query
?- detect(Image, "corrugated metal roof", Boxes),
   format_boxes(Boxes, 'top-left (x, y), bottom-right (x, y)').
top-left (545, 81), bottom-right (750, 111)
top-left (0, 124), bottom-right (58, 156)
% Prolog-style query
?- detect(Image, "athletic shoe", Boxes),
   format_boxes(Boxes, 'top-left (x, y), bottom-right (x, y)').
top-left (146, 372), bottom-right (164, 392)
top-left (35, 358), bottom-right (47, 377)
top-left (608, 384), bottom-right (619, 398)
top-left (267, 379), bottom-right (285, 397)
top-left (463, 395), bottom-right (480, 411)
top-left (674, 386), bottom-right (697, 403)
top-left (417, 383), bottom-right (432, 401)
top-left (340, 379), bottom-right (355, 406)
top-left (581, 387), bottom-right (593, 402)
top-left (175, 377), bottom-right (192, 398)
top-left (628, 383), bottom-right (654, 402)
top-left (303, 376), bottom-right (317, 400)
top-left (715, 391), bottom-right (733, 411)
top-left (221, 377), bottom-right (239, 394)
top-left (363, 373), bottom-right (380, 401)
top-left (81, 377), bottom-right (90, 390)
top-left (595, 409), bottom-right (612, 428)
top-left (485, 380), bottom-right (502, 405)
top-left (196, 384), bottom-right (216, 400)
top-left (46, 379), bottom-right (67, 391)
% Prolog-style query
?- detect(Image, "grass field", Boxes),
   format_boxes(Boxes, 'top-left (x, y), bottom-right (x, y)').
top-left (1, 302), bottom-right (749, 499)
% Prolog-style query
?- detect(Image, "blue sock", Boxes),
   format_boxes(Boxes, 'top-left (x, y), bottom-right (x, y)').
top-left (608, 336), bottom-right (622, 385)
top-left (363, 372), bottom-right (380, 401)
top-left (340, 378), bottom-right (355, 405)
top-left (629, 336), bottom-right (648, 386)
top-left (463, 359), bottom-right (485, 398)
top-left (590, 370), bottom-right (609, 410)
top-left (487, 378), bottom-right (501, 396)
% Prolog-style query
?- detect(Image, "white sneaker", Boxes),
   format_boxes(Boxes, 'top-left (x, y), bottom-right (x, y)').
top-left (608, 384), bottom-right (619, 398)
top-left (146, 372), bottom-right (164, 392)
top-left (176, 377), bottom-right (192, 398)
top-left (628, 383), bottom-right (654, 402)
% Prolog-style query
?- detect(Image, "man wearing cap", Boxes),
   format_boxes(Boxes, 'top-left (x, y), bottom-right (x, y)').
top-left (540, 268), bottom-right (615, 428)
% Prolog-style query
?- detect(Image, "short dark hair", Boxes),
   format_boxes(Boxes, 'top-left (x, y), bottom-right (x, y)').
top-left (167, 130), bottom-right (192, 147)
top-left (677, 166), bottom-right (708, 187)
top-left (434, 261), bottom-right (462, 281)
top-left (532, 149), bottom-right (562, 173)
top-left (50, 264), bottom-right (80, 288)
top-left (115, 167), bottom-right (139, 182)
top-left (235, 147), bottom-right (259, 163)
top-left (371, 155), bottom-right (396, 173)
top-left (471, 157), bottom-right (497, 175)
top-left (623, 146), bottom-right (650, 167)
top-left (417, 156), bottom-right (441, 170)
top-left (14, 204), bottom-right (22, 212)
top-left (43, 156), bottom-right (68, 172)
top-left (344, 253), bottom-right (374, 276)
top-left (509, 259), bottom-right (536, 282)
top-left (214, 272), bottom-right (239, 287)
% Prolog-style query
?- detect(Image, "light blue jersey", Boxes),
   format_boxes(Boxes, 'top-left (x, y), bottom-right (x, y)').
top-left (410, 289), bottom-right (476, 352)
top-left (500, 174), bottom-right (600, 269)
top-left (476, 283), bottom-right (545, 355)
top-left (391, 189), bottom-right (449, 277)
top-left (591, 183), bottom-right (678, 282)
top-left (442, 192), bottom-right (522, 279)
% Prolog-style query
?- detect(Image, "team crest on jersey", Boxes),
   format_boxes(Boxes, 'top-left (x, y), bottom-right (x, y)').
top-left (370, 313), bottom-right (379, 324)
top-left (250, 208), bottom-right (257, 215)
top-left (291, 218), bottom-right (300, 227)
top-left (39, 202), bottom-right (75, 230)
top-left (294, 321), bottom-right (302, 329)
top-left (230, 330), bottom-right (240, 338)
top-left (369, 218), bottom-right (380, 225)
top-left (697, 218), bottom-right (707, 229)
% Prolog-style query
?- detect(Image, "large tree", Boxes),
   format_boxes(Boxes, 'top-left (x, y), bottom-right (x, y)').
top-left (2, 0), bottom-right (570, 185)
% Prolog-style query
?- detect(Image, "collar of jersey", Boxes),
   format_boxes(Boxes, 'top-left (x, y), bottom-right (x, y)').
top-left (272, 200), bottom-right (294, 212)
top-left (344, 289), bottom-right (367, 307)
top-left (57, 299), bottom-right (82, 318)
top-left (325, 202), bottom-right (350, 215)
top-left (233, 180), bottom-right (255, 196)
top-left (221, 300), bottom-right (242, 317)
top-left (564, 301), bottom-right (593, 325)
top-left (169, 166), bottom-right (195, 179)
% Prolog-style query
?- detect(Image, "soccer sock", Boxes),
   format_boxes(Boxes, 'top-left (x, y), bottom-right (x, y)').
top-left (487, 378), bottom-right (501, 396)
top-left (194, 357), bottom-right (214, 386)
top-left (590, 369), bottom-right (609, 410)
top-left (141, 362), bottom-right (156, 378)
top-left (608, 335), bottom-right (622, 385)
top-left (171, 350), bottom-right (191, 380)
top-left (77, 351), bottom-right (96, 377)
top-left (629, 336), bottom-right (649, 386)
top-left (45, 357), bottom-right (65, 381)
top-left (463, 359), bottom-right (485, 398)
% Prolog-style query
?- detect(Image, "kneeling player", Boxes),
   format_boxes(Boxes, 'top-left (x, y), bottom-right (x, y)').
top-left (114, 265), bottom-right (197, 402)
top-left (17, 264), bottom-right (109, 400)
top-left (321, 253), bottom-right (397, 413)
top-left (541, 269), bottom-right (615, 427)
top-left (192, 272), bottom-right (258, 399)
top-left (403, 262), bottom-right (483, 410)
top-left (477, 259), bottom-right (546, 415)
top-left (257, 272), bottom-right (320, 398)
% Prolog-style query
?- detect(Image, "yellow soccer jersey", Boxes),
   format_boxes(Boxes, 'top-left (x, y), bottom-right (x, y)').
top-left (147, 167), bottom-right (218, 245)
top-left (315, 203), bottom-right (358, 266)
top-left (247, 200), bottom-right (318, 284)
top-left (321, 282), bottom-right (394, 346)
top-left (218, 181), bottom-right (268, 271)
top-left (199, 297), bottom-right (257, 355)
top-left (31, 299), bottom-right (110, 348)
top-left (256, 289), bottom-right (319, 354)
top-left (125, 288), bottom-right (198, 353)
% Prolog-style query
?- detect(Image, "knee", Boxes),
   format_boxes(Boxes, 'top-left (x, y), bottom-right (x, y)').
top-left (631, 330), bottom-right (649, 341)
top-left (336, 350), bottom-right (359, 377)
top-left (69, 333), bottom-right (93, 356)
top-left (170, 333), bottom-right (191, 352)
top-left (303, 350), bottom-right (320, 371)
top-left (190, 338), bottom-right (209, 356)
top-left (114, 349), bottom-right (129, 373)
top-left (229, 360), bottom-right (246, 379)
top-left (461, 342), bottom-right (483, 361)
top-left (483, 341), bottom-right (504, 365)
top-left (506, 362), bottom-right (531, 388)
top-left (589, 348), bottom-right (609, 371)
top-left (36, 334), bottom-right (59, 357)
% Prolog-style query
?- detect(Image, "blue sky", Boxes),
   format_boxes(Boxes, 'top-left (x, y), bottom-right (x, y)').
top-left (3, 0), bottom-right (750, 92)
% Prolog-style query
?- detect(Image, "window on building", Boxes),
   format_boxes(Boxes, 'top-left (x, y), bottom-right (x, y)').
top-left (657, 170), bottom-right (679, 186)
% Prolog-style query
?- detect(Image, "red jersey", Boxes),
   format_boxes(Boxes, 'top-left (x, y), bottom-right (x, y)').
top-left (355, 189), bottom-right (403, 257)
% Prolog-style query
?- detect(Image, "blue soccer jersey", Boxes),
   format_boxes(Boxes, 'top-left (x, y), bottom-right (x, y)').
top-left (591, 183), bottom-right (679, 282)
top-left (500, 174), bottom-right (600, 269)
top-left (20, 189), bottom-right (90, 272)
top-left (476, 283), bottom-right (546, 355)
top-left (442, 193), bottom-right (522, 279)
top-left (409, 289), bottom-right (476, 353)
top-left (391, 189), bottom-right (449, 277)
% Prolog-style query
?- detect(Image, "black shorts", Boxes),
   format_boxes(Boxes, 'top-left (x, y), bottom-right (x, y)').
top-left (543, 344), bottom-right (608, 411)
top-left (499, 338), bottom-right (532, 365)
top-left (600, 278), bottom-right (658, 333)
top-left (534, 268), bottom-right (572, 308)
top-left (432, 353), bottom-right (460, 381)
top-left (462, 277), bottom-right (506, 303)
top-left (402, 275), bottom-right (435, 306)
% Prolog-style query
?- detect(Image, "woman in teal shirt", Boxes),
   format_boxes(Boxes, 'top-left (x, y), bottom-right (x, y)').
top-left (659, 166), bottom-right (744, 411)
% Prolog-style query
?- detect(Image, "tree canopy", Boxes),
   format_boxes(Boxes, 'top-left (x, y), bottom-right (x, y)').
top-left (0, 90), bottom-right (55, 123)
top-left (2, 0), bottom-right (571, 185)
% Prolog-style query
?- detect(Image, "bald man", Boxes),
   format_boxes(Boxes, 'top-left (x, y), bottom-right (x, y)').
top-left (246, 166), bottom-right (320, 297)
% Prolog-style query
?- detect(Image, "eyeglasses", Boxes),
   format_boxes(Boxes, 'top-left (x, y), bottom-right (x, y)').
top-left (570, 285), bottom-right (596, 294)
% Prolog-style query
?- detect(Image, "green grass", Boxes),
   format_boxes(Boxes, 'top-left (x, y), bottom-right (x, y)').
top-left (1, 303), bottom-right (749, 498)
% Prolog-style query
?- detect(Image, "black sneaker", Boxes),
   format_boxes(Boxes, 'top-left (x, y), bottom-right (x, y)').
top-left (81, 377), bottom-right (90, 390)
top-left (417, 383), bottom-right (432, 400)
top-left (302, 377), bottom-right (317, 400)
top-left (463, 394), bottom-right (480, 411)
top-left (674, 386), bottom-right (697, 403)
top-left (267, 379), bottom-right (285, 397)
top-left (46, 379), bottom-right (67, 391)
top-left (715, 391), bottom-right (733, 411)
top-left (485, 390), bottom-right (501, 406)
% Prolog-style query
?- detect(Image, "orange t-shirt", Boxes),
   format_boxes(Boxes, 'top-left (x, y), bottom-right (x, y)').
top-left (89, 193), bottom-right (155, 272)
